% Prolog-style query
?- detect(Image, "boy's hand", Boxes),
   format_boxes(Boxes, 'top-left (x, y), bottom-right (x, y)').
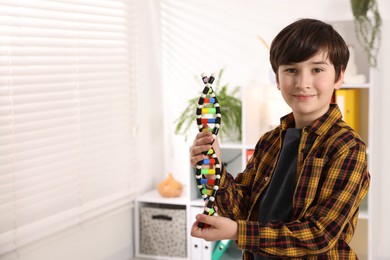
top-left (191, 214), bottom-right (238, 241)
top-left (190, 131), bottom-right (221, 168)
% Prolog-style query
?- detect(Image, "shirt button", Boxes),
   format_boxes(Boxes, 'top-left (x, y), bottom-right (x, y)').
top-left (265, 176), bottom-right (269, 181)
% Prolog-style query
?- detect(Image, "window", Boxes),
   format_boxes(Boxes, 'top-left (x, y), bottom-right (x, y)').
top-left (0, 0), bottom-right (139, 257)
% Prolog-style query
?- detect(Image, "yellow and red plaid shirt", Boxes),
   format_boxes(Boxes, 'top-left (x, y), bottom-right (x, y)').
top-left (215, 104), bottom-right (370, 259)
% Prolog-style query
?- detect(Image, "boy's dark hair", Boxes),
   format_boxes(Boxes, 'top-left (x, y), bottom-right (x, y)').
top-left (270, 18), bottom-right (349, 82)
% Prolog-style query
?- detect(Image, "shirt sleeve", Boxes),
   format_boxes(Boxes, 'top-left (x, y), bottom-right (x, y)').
top-left (236, 139), bottom-right (370, 257)
top-left (213, 161), bottom-right (256, 221)
top-left (215, 131), bottom-right (278, 220)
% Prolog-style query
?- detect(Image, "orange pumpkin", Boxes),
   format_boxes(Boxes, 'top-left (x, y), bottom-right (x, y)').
top-left (157, 173), bottom-right (183, 198)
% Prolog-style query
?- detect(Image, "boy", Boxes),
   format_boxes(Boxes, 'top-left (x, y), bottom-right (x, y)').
top-left (189, 18), bottom-right (370, 259)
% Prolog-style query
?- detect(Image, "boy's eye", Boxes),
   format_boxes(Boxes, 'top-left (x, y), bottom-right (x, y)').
top-left (286, 68), bottom-right (296, 73)
top-left (313, 68), bottom-right (323, 73)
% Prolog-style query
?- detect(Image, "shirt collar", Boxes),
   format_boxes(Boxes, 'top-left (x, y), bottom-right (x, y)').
top-left (280, 104), bottom-right (343, 136)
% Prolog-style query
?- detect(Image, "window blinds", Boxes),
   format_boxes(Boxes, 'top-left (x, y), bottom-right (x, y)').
top-left (0, 0), bottom-right (139, 258)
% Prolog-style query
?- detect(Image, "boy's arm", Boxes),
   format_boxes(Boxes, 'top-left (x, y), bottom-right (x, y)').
top-left (213, 129), bottom-right (278, 222)
top-left (213, 163), bottom-right (255, 220)
top-left (235, 141), bottom-right (369, 257)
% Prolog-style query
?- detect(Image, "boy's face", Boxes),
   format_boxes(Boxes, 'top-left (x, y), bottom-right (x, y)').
top-left (276, 51), bottom-right (344, 128)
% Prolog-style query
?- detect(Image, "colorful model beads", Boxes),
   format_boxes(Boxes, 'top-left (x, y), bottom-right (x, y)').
top-left (195, 73), bottom-right (221, 228)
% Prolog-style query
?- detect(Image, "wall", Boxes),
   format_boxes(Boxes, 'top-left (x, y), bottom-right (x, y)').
top-left (137, 0), bottom-right (164, 194)
top-left (16, 210), bottom-right (133, 260)
top-left (369, 0), bottom-right (390, 258)
top-left (11, 1), bottom-right (163, 260)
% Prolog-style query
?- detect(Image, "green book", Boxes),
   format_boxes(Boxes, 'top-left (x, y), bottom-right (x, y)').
top-left (212, 239), bottom-right (232, 260)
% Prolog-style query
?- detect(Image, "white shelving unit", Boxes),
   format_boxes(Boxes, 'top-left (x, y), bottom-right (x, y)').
top-left (134, 191), bottom-right (241, 260)
top-left (330, 20), bottom-right (372, 260)
top-left (134, 190), bottom-right (188, 260)
top-left (339, 82), bottom-right (370, 260)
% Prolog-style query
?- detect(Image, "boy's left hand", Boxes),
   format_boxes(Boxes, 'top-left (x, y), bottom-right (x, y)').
top-left (191, 214), bottom-right (238, 241)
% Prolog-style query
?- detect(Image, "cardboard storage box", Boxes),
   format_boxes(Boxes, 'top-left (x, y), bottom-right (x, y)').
top-left (140, 204), bottom-right (187, 257)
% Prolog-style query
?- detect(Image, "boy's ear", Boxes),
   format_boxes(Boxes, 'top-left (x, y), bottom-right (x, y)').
top-left (334, 69), bottom-right (345, 90)
top-left (275, 73), bottom-right (280, 90)
top-left (276, 81), bottom-right (281, 90)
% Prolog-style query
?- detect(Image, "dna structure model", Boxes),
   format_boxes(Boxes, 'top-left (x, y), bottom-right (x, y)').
top-left (195, 73), bottom-right (221, 228)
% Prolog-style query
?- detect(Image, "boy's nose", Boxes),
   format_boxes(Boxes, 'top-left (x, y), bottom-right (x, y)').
top-left (295, 73), bottom-right (312, 89)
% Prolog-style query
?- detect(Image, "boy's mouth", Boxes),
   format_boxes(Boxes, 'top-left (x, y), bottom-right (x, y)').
top-left (293, 94), bottom-right (316, 100)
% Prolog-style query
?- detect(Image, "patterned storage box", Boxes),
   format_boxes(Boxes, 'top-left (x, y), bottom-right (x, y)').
top-left (140, 205), bottom-right (187, 257)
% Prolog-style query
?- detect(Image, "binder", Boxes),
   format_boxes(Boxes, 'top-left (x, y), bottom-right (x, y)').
top-left (190, 206), bottom-right (204, 259)
top-left (190, 206), bottom-right (218, 259)
top-left (246, 149), bottom-right (254, 163)
top-left (212, 239), bottom-right (232, 260)
top-left (191, 237), bottom-right (202, 259)
top-left (335, 89), bottom-right (360, 133)
top-left (202, 240), bottom-right (213, 259)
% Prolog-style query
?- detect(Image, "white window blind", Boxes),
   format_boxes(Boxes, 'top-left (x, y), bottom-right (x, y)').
top-left (0, 0), bottom-right (139, 258)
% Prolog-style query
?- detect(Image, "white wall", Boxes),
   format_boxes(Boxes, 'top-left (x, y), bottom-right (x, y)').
top-left (11, 1), bottom-right (162, 260)
top-left (137, 0), bottom-right (164, 194)
top-left (16, 210), bottom-right (134, 260)
top-left (369, 1), bottom-right (390, 258)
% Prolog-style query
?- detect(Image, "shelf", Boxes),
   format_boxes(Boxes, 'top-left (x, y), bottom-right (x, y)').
top-left (220, 143), bottom-right (243, 149)
top-left (136, 189), bottom-right (189, 206)
top-left (190, 198), bottom-right (206, 207)
top-left (359, 211), bottom-right (369, 220)
top-left (342, 83), bottom-right (370, 89)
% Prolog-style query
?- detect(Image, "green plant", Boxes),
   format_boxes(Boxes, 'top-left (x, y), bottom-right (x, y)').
top-left (174, 69), bottom-right (242, 141)
top-left (351, 0), bottom-right (382, 67)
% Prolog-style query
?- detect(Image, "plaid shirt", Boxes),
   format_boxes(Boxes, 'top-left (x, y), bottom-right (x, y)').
top-left (215, 104), bottom-right (370, 259)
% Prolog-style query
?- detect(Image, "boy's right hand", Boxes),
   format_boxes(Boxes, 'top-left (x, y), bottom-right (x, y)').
top-left (191, 214), bottom-right (238, 241)
top-left (190, 131), bottom-right (221, 168)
